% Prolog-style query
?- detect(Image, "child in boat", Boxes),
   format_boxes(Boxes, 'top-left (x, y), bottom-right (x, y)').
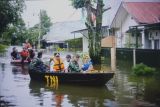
top-left (81, 55), bottom-right (94, 72)
top-left (68, 54), bottom-right (81, 73)
top-left (11, 47), bottom-right (20, 60)
top-left (64, 54), bottom-right (71, 72)
top-left (29, 51), bottom-right (47, 72)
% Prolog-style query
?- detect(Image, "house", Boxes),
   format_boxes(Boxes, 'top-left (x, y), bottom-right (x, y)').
top-left (71, 26), bottom-right (109, 52)
top-left (43, 20), bottom-right (86, 50)
top-left (111, 1), bottom-right (160, 49)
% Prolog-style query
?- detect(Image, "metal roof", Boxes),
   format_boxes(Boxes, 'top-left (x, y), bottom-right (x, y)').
top-left (123, 2), bottom-right (160, 24)
top-left (43, 20), bottom-right (86, 43)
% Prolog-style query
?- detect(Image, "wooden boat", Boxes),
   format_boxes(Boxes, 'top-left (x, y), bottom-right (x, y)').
top-left (29, 69), bottom-right (114, 86)
top-left (10, 59), bottom-right (28, 66)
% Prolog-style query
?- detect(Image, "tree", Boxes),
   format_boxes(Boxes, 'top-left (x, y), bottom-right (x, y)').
top-left (0, 0), bottom-right (25, 36)
top-left (1, 18), bottom-right (27, 45)
top-left (39, 10), bottom-right (52, 38)
top-left (71, 0), bottom-right (104, 69)
top-left (23, 10), bottom-right (52, 48)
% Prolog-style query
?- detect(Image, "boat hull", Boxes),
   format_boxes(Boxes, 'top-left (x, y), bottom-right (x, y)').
top-left (10, 60), bottom-right (28, 66)
top-left (29, 70), bottom-right (114, 86)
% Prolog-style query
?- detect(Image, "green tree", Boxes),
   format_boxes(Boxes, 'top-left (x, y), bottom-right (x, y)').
top-left (71, 0), bottom-right (105, 69)
top-left (0, 0), bottom-right (25, 36)
top-left (24, 10), bottom-right (52, 48)
top-left (26, 24), bottom-right (40, 45)
top-left (39, 10), bottom-right (52, 38)
top-left (1, 18), bottom-right (27, 45)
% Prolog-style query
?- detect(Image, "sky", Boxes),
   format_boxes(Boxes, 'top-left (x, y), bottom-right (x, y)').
top-left (22, 0), bottom-right (160, 28)
top-left (22, 0), bottom-right (82, 27)
top-left (22, 0), bottom-right (121, 28)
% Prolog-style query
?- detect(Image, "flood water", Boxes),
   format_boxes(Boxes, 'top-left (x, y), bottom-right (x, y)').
top-left (0, 48), bottom-right (160, 107)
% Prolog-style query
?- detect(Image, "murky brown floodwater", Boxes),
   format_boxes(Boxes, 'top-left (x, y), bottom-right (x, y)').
top-left (0, 47), bottom-right (160, 107)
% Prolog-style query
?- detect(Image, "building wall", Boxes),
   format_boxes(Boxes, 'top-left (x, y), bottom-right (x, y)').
top-left (116, 13), bottom-right (138, 48)
top-left (82, 36), bottom-right (89, 52)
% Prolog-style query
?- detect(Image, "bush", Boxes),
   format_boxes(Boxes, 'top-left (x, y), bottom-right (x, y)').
top-left (0, 44), bottom-right (7, 53)
top-left (132, 63), bottom-right (155, 76)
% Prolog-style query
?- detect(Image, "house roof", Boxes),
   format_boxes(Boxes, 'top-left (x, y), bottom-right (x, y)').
top-left (71, 26), bottom-right (108, 33)
top-left (123, 2), bottom-right (160, 24)
top-left (43, 20), bottom-right (86, 43)
top-left (111, 2), bottom-right (160, 28)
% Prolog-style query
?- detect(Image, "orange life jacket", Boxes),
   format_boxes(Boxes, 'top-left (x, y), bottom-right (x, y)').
top-left (53, 58), bottom-right (64, 72)
top-left (20, 50), bottom-right (29, 57)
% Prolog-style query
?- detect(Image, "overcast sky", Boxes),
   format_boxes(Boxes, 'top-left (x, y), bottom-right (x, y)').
top-left (22, 0), bottom-right (160, 27)
top-left (22, 0), bottom-right (121, 27)
top-left (22, 0), bottom-right (82, 27)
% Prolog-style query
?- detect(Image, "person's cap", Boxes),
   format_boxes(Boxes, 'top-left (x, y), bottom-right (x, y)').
top-left (55, 53), bottom-right (60, 57)
top-left (66, 54), bottom-right (71, 58)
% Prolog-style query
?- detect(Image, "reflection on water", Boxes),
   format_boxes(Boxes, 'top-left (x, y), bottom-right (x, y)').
top-left (29, 81), bottom-right (115, 107)
top-left (0, 52), bottom-right (160, 107)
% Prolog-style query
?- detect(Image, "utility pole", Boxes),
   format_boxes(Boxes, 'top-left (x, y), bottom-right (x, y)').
top-left (111, 35), bottom-right (116, 72)
top-left (38, 9), bottom-right (41, 50)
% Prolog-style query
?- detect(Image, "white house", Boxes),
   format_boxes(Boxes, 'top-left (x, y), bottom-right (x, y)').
top-left (111, 1), bottom-right (160, 49)
top-left (71, 26), bottom-right (109, 52)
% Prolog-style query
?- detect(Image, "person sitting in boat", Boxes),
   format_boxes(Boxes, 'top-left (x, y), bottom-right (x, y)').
top-left (49, 53), bottom-right (56, 72)
top-left (68, 54), bottom-right (81, 73)
top-left (64, 54), bottom-right (71, 72)
top-left (20, 47), bottom-right (29, 64)
top-left (81, 55), bottom-right (94, 72)
top-left (29, 51), bottom-right (47, 72)
top-left (28, 49), bottom-right (35, 60)
top-left (50, 53), bottom-right (65, 72)
top-left (24, 39), bottom-right (32, 49)
top-left (11, 47), bottom-right (20, 60)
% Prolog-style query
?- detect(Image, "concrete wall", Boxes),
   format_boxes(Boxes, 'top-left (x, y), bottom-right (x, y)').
top-left (82, 36), bottom-right (89, 52)
top-left (116, 13), bottom-right (138, 48)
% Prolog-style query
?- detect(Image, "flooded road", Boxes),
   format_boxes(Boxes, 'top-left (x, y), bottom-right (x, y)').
top-left (0, 48), bottom-right (160, 107)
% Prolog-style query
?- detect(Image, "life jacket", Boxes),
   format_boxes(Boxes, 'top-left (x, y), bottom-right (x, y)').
top-left (53, 58), bottom-right (64, 72)
top-left (21, 50), bottom-right (29, 57)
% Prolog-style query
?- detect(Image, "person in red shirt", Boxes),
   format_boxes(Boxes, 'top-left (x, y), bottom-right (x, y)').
top-left (20, 47), bottom-right (29, 64)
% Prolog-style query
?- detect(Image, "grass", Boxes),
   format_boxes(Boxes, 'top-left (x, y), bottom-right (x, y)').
top-left (0, 44), bottom-right (7, 53)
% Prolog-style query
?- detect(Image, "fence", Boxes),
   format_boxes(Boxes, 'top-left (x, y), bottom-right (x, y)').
top-left (102, 48), bottom-right (160, 68)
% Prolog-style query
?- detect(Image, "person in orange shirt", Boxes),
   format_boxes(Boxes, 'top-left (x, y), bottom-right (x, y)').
top-left (20, 47), bottom-right (29, 64)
